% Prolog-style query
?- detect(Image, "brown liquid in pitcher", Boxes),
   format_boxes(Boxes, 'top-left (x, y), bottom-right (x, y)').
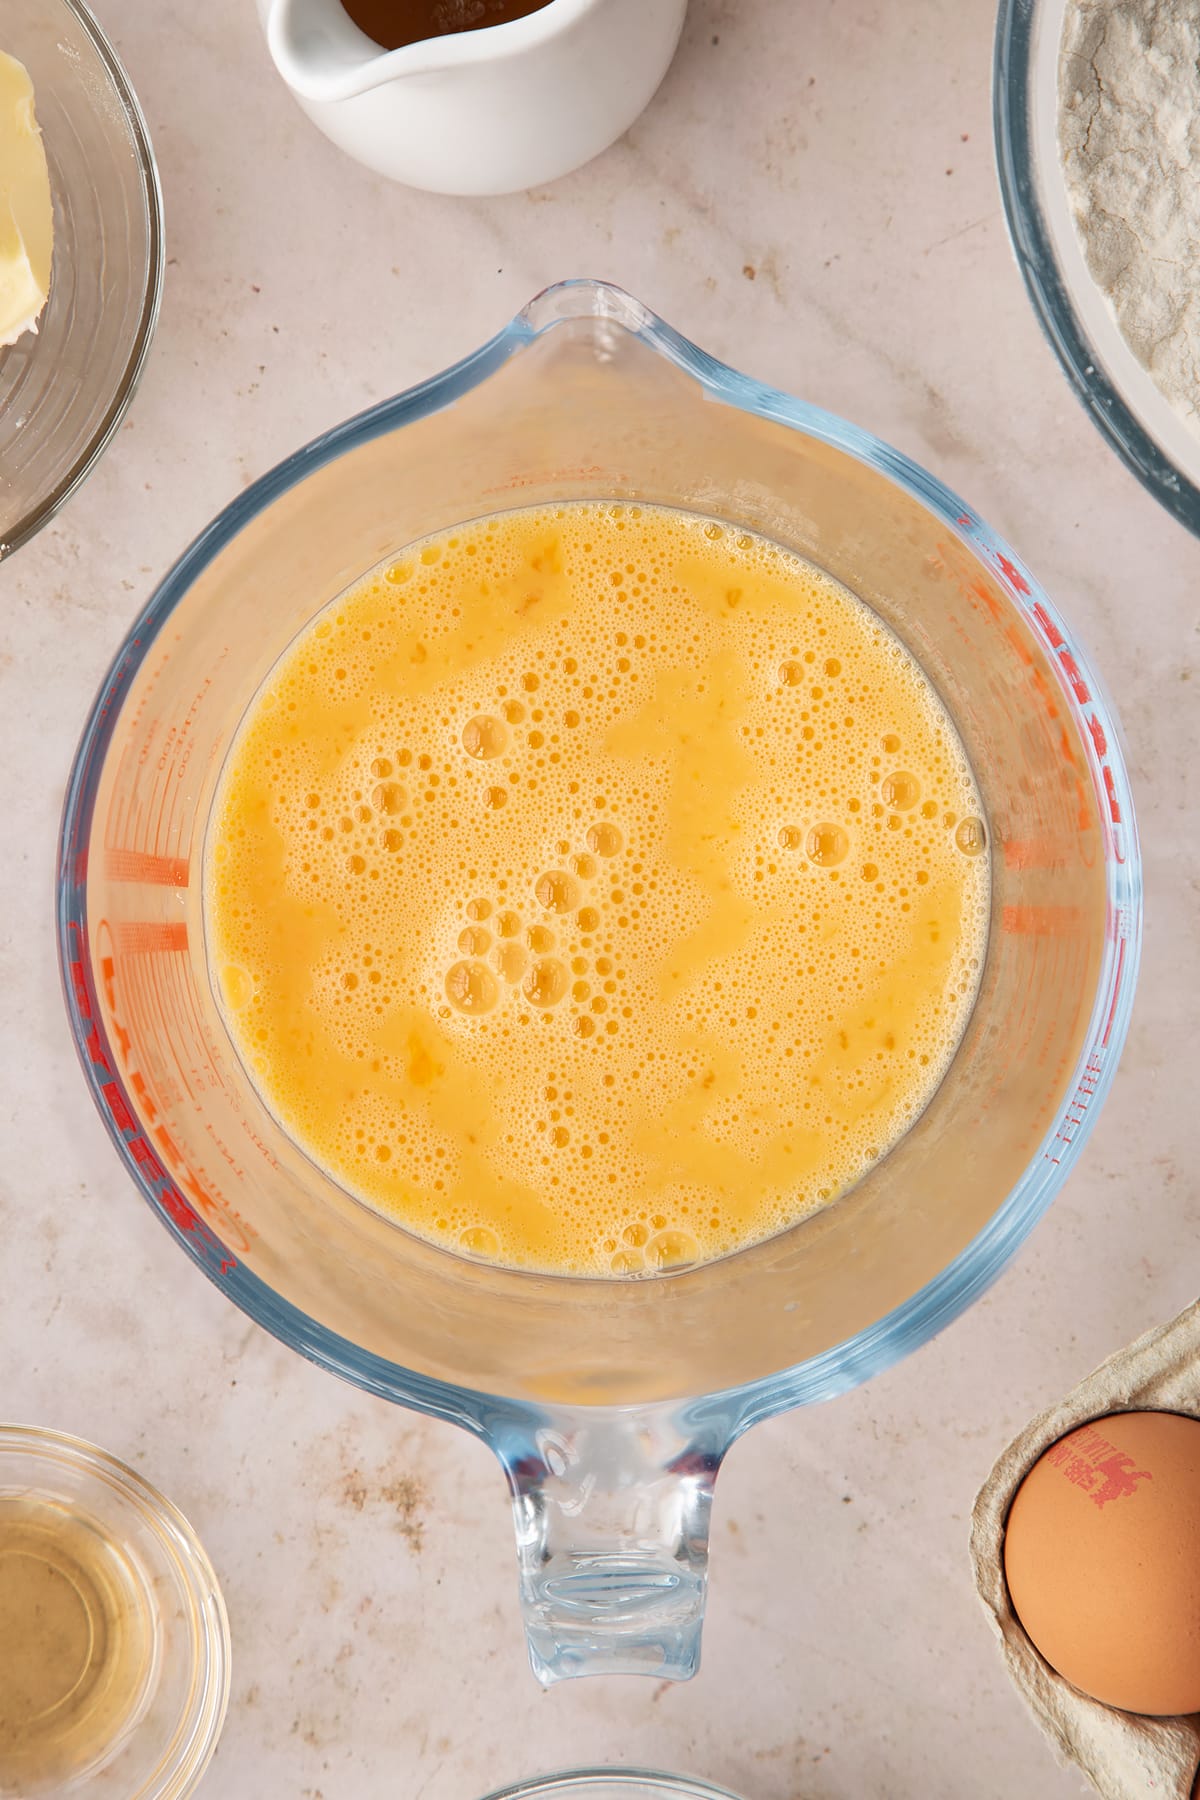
top-left (340, 0), bottom-right (553, 51)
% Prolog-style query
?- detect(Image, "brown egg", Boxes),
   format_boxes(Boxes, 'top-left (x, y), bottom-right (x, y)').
top-left (1004, 1410), bottom-right (1200, 1715)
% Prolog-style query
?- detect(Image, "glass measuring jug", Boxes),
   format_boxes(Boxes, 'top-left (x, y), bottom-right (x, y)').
top-left (57, 281), bottom-right (1140, 1685)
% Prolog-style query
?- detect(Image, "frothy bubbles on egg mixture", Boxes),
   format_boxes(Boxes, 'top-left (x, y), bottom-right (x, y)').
top-left (206, 504), bottom-right (990, 1276)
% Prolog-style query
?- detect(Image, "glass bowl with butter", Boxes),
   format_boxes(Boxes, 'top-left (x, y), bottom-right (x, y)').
top-left (0, 0), bottom-right (162, 560)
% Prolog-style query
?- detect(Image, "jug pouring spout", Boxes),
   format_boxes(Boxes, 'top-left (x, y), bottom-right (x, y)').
top-left (266, 0), bottom-right (407, 103)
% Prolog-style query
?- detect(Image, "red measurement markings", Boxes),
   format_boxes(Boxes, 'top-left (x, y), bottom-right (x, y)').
top-left (106, 788), bottom-right (127, 861)
top-left (1047, 1049), bottom-right (1103, 1166)
top-left (99, 922), bottom-right (192, 1112)
top-left (1030, 601), bottom-right (1063, 649)
top-left (67, 922), bottom-right (233, 1267)
top-left (151, 766), bottom-right (172, 864)
top-left (160, 747), bottom-right (185, 861)
top-left (484, 462), bottom-right (610, 496)
top-left (127, 944), bottom-right (197, 1107)
top-left (158, 767), bottom-right (182, 865)
top-left (1002, 904), bottom-right (1083, 936)
top-left (150, 1125), bottom-right (210, 1232)
top-left (92, 652), bottom-right (136, 734)
top-left (1011, 935), bottom-right (1073, 1082)
top-left (1026, 602), bottom-right (1123, 833)
top-left (949, 558), bottom-right (1122, 838)
top-left (1103, 766), bottom-right (1122, 826)
top-left (83, 918), bottom-right (240, 1272)
top-left (927, 548), bottom-right (1119, 844)
top-left (143, 949), bottom-right (200, 1105)
top-left (1021, 946), bottom-right (1087, 1151)
top-left (1101, 933), bottom-right (1129, 1050)
top-left (102, 936), bottom-right (183, 1113)
top-left (995, 552), bottom-right (1031, 596)
top-left (140, 757), bottom-right (165, 861)
top-left (153, 1121), bottom-right (253, 1254)
top-left (173, 952), bottom-right (231, 1096)
top-left (1058, 651), bottom-right (1090, 704)
top-left (162, 950), bottom-right (211, 1100)
top-left (113, 921), bottom-right (188, 955)
top-left (1050, 939), bottom-right (1087, 1073)
top-left (100, 1079), bottom-right (135, 1132)
top-left (157, 681), bottom-right (213, 851)
top-left (1004, 946), bottom-right (1037, 1069)
top-left (1003, 838), bottom-right (1067, 872)
top-left (104, 848), bottom-right (189, 886)
top-left (158, 946), bottom-right (202, 1069)
top-left (129, 1067), bottom-right (159, 1123)
top-left (1027, 663), bottom-right (1060, 724)
top-left (67, 923), bottom-right (112, 1076)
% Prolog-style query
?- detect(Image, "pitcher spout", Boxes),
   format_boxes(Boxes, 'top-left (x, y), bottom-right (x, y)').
top-left (266, 0), bottom-right (405, 103)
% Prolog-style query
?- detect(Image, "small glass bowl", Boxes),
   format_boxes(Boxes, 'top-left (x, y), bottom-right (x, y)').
top-left (0, 0), bottom-right (163, 559)
top-left (994, 0), bottom-right (1200, 536)
top-left (478, 1774), bottom-right (743, 1799)
top-left (0, 1425), bottom-right (230, 1800)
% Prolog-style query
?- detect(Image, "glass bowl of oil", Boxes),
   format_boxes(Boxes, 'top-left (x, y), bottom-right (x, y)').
top-left (0, 1426), bottom-right (229, 1799)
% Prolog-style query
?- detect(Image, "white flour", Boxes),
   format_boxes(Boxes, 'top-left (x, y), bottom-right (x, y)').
top-left (1059, 0), bottom-right (1200, 429)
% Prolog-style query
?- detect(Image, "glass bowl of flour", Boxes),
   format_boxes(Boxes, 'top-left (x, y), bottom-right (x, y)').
top-left (995, 0), bottom-right (1200, 535)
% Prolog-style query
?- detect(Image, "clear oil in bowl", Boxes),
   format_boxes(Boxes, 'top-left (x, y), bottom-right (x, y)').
top-left (0, 1494), bottom-right (153, 1794)
top-left (0, 1427), bottom-right (229, 1800)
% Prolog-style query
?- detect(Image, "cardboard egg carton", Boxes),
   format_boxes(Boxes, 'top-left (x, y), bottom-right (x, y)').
top-left (971, 1302), bottom-right (1200, 1800)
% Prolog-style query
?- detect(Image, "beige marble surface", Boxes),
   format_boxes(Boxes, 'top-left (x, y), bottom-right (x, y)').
top-left (2, 0), bottom-right (1197, 1795)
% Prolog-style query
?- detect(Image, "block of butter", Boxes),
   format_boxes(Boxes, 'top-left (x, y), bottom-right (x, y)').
top-left (0, 49), bottom-right (52, 348)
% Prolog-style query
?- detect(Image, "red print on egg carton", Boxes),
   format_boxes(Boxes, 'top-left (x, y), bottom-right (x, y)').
top-left (1044, 1423), bottom-right (1152, 1509)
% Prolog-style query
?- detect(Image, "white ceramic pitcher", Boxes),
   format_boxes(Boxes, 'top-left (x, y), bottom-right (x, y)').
top-left (259, 0), bottom-right (688, 194)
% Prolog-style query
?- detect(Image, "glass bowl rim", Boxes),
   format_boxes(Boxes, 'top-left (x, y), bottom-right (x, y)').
top-left (475, 1770), bottom-right (743, 1799)
top-left (55, 277), bottom-right (1143, 1435)
top-left (1, 0), bottom-right (165, 560)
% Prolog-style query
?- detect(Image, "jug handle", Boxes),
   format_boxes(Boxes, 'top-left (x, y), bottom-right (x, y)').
top-left (492, 1401), bottom-right (730, 1685)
